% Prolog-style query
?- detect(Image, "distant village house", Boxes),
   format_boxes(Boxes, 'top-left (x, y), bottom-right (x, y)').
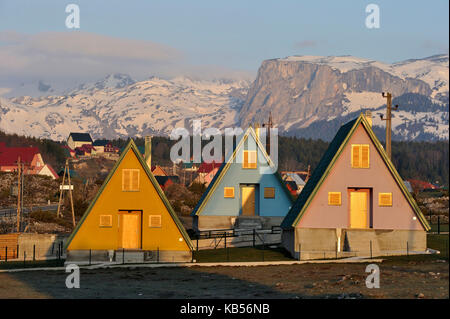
top-left (0, 142), bottom-right (58, 179)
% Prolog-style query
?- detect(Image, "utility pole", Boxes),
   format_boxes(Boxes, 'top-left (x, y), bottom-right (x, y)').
top-left (262, 112), bottom-right (274, 156)
top-left (56, 160), bottom-right (67, 218)
top-left (57, 159), bottom-right (75, 226)
top-left (380, 92), bottom-right (398, 160)
top-left (66, 160), bottom-right (76, 227)
top-left (16, 156), bottom-right (21, 233)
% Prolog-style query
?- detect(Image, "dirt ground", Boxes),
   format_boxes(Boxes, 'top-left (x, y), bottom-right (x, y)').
top-left (0, 257), bottom-right (448, 299)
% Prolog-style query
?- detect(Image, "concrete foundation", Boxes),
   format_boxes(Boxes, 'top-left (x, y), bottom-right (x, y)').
top-left (0, 233), bottom-right (69, 260)
top-left (282, 227), bottom-right (427, 260)
top-left (66, 249), bottom-right (192, 264)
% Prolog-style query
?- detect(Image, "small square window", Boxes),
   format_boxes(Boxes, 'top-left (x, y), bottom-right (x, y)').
top-left (149, 215), bottom-right (162, 227)
top-left (328, 192), bottom-right (341, 206)
top-left (99, 215), bottom-right (112, 227)
top-left (224, 187), bottom-right (235, 198)
top-left (379, 193), bottom-right (392, 206)
top-left (264, 187), bottom-right (275, 198)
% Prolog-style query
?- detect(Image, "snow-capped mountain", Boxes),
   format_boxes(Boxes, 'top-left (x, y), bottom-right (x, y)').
top-left (72, 73), bottom-right (136, 92)
top-left (0, 76), bottom-right (249, 140)
top-left (240, 54), bottom-right (449, 141)
top-left (0, 54), bottom-right (448, 142)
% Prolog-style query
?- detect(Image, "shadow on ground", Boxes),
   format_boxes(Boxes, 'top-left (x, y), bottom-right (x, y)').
top-left (0, 256), bottom-right (448, 299)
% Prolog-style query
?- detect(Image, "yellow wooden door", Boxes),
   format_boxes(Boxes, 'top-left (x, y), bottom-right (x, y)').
top-left (350, 192), bottom-right (367, 228)
top-left (120, 211), bottom-right (141, 249)
top-left (241, 186), bottom-right (255, 216)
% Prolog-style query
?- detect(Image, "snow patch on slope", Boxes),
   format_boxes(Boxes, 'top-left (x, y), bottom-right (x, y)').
top-left (342, 91), bottom-right (385, 115)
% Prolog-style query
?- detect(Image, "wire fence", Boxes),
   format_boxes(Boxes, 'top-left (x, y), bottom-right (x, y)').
top-left (0, 241), bottom-right (65, 264)
top-left (426, 215), bottom-right (449, 234)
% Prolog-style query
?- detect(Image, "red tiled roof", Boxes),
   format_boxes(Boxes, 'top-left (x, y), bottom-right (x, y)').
top-left (407, 179), bottom-right (438, 191)
top-left (0, 146), bottom-right (40, 166)
top-left (75, 144), bottom-right (96, 154)
top-left (197, 161), bottom-right (222, 173)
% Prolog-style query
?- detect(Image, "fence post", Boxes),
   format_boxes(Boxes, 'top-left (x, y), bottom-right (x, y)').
top-left (196, 237), bottom-right (199, 252)
top-left (33, 245), bottom-right (36, 261)
top-left (122, 248), bottom-right (125, 264)
top-left (262, 244), bottom-right (265, 262)
top-left (17, 245), bottom-right (19, 259)
top-left (157, 247), bottom-right (159, 263)
top-left (253, 229), bottom-right (256, 247)
top-left (438, 216), bottom-right (440, 234)
top-left (406, 241), bottom-right (409, 257)
top-left (5, 247), bottom-right (7, 262)
top-left (89, 249), bottom-right (92, 266)
top-left (224, 233), bottom-right (227, 249)
top-left (335, 241), bottom-right (338, 259)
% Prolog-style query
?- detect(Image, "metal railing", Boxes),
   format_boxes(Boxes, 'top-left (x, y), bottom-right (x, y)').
top-left (193, 226), bottom-right (282, 251)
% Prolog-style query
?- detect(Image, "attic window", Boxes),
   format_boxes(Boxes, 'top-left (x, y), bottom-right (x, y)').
top-left (224, 187), bottom-right (235, 198)
top-left (264, 187), bottom-right (275, 198)
top-left (379, 192), bottom-right (393, 206)
top-left (99, 215), bottom-right (112, 227)
top-left (243, 150), bottom-right (257, 169)
top-left (122, 169), bottom-right (140, 191)
top-left (149, 215), bottom-right (162, 227)
top-left (328, 192), bottom-right (342, 206)
top-left (351, 144), bottom-right (370, 168)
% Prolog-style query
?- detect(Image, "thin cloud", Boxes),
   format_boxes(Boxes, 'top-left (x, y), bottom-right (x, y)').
top-left (420, 40), bottom-right (449, 53)
top-left (294, 40), bottom-right (317, 49)
top-left (0, 31), bottom-right (252, 94)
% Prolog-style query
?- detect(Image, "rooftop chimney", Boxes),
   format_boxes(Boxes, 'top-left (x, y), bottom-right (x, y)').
top-left (364, 110), bottom-right (372, 127)
top-left (144, 136), bottom-right (152, 169)
top-left (254, 123), bottom-right (261, 141)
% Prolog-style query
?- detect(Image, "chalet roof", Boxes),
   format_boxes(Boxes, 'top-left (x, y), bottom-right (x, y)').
top-left (280, 114), bottom-right (430, 231)
top-left (93, 140), bottom-right (111, 146)
top-left (285, 180), bottom-right (298, 191)
top-left (69, 132), bottom-right (93, 143)
top-left (284, 173), bottom-right (305, 186)
top-left (155, 175), bottom-right (170, 186)
top-left (0, 146), bottom-right (40, 166)
top-left (197, 161), bottom-right (222, 174)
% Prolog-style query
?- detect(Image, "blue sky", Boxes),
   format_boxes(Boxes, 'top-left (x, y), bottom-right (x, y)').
top-left (0, 0), bottom-right (448, 86)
